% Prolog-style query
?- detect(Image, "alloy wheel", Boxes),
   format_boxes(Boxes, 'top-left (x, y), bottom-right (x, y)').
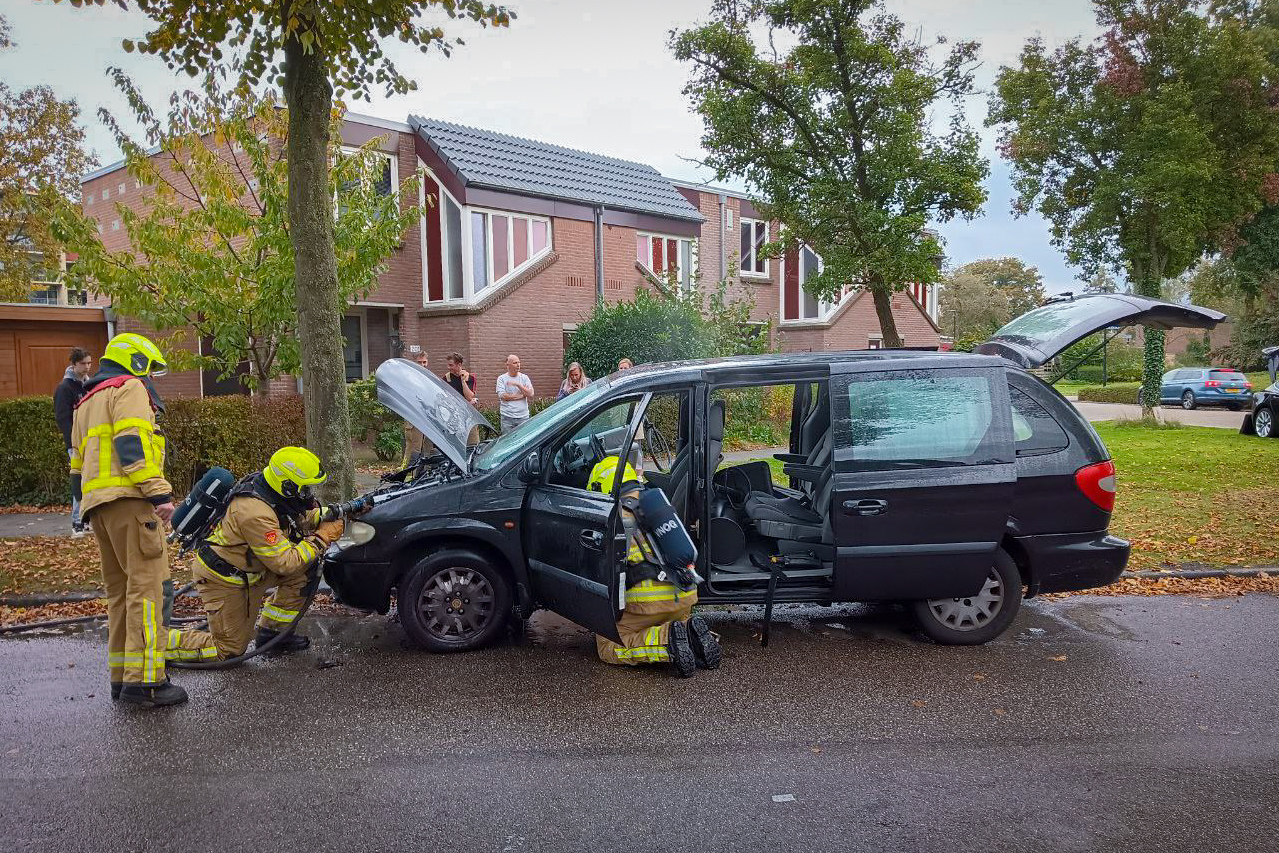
top-left (1258, 409), bottom-right (1274, 438)
top-left (927, 571), bottom-right (1004, 632)
top-left (417, 567), bottom-right (496, 642)
top-left (1182, 391), bottom-right (1195, 410)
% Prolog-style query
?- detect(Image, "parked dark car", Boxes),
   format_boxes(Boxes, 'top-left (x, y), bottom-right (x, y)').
top-left (1241, 381), bottom-right (1279, 438)
top-left (1158, 367), bottom-right (1253, 410)
top-left (324, 294), bottom-right (1224, 650)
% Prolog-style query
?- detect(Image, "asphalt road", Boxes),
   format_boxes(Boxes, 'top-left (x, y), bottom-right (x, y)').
top-left (2, 595), bottom-right (1278, 852)
top-left (1070, 400), bottom-right (1246, 429)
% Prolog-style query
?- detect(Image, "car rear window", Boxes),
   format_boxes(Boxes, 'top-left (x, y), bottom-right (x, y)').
top-left (1009, 387), bottom-right (1069, 456)
top-left (1208, 370), bottom-right (1246, 381)
top-left (841, 370), bottom-right (1005, 470)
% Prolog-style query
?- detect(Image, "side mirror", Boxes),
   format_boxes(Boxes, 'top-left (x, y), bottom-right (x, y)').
top-left (517, 451), bottom-right (541, 483)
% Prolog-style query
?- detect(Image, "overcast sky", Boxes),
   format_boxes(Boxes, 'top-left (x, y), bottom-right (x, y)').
top-left (1, 0), bottom-right (1102, 292)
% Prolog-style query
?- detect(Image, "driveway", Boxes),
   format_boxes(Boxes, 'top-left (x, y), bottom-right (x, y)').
top-left (2, 595), bottom-right (1277, 852)
top-left (1069, 400), bottom-right (1246, 429)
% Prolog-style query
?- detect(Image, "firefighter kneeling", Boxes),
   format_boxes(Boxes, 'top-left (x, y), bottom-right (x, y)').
top-left (588, 456), bottom-right (721, 677)
top-left (169, 447), bottom-right (345, 662)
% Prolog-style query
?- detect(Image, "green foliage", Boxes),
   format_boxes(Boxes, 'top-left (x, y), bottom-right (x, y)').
top-left (565, 288), bottom-right (717, 381)
top-left (0, 14), bottom-right (97, 301)
top-left (939, 272), bottom-right (1011, 342)
top-left (161, 395), bottom-right (307, 493)
top-left (988, 0), bottom-right (1279, 408)
top-left (1077, 383), bottom-right (1142, 403)
top-left (1177, 333), bottom-right (1214, 367)
top-left (715, 385), bottom-right (793, 451)
top-left (952, 257), bottom-right (1047, 318)
top-left (0, 394), bottom-right (306, 504)
top-left (347, 378), bottom-right (406, 462)
top-left (55, 73), bottom-right (416, 391)
top-left (1057, 335), bottom-right (1144, 382)
top-left (0, 397), bottom-right (72, 505)
top-left (477, 398), bottom-right (555, 430)
top-left (672, 0), bottom-right (988, 347)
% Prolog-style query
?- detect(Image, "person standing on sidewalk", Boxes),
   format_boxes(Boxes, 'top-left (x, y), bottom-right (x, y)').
top-left (70, 333), bottom-right (182, 709)
top-left (495, 354), bottom-right (534, 433)
top-left (54, 347), bottom-right (93, 537)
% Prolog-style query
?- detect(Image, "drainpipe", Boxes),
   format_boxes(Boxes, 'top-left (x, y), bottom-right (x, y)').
top-left (594, 204), bottom-right (605, 306)
top-left (718, 193), bottom-right (728, 283)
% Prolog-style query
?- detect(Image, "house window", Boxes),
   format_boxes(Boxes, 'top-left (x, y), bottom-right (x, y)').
top-left (341, 314), bottom-right (367, 381)
top-left (443, 195), bottom-right (464, 300)
top-left (337, 147), bottom-right (397, 217)
top-left (86, 194), bottom-right (94, 205)
top-left (740, 218), bottom-right (769, 277)
top-left (102, 187), bottom-right (110, 200)
top-left (798, 245), bottom-right (822, 319)
top-left (111, 220), bottom-right (120, 231)
top-left (868, 336), bottom-right (883, 350)
top-left (118, 182), bottom-right (126, 196)
top-left (782, 244), bottom-right (848, 323)
top-left (636, 233), bottom-right (695, 291)
top-left (470, 208), bottom-right (553, 296)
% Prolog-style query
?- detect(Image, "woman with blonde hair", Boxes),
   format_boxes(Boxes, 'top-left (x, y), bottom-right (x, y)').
top-left (557, 361), bottom-right (591, 400)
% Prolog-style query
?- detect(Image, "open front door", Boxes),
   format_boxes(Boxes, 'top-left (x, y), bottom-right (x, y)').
top-left (829, 356), bottom-right (1017, 601)
top-left (522, 393), bottom-right (651, 641)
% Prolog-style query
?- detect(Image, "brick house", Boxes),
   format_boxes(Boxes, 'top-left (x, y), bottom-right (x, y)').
top-left (73, 111), bottom-right (940, 404)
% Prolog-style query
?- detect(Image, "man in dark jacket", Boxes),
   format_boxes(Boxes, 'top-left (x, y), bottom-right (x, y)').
top-left (53, 347), bottom-right (93, 536)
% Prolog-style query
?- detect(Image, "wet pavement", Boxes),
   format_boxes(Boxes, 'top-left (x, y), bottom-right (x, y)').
top-left (2, 595), bottom-right (1277, 852)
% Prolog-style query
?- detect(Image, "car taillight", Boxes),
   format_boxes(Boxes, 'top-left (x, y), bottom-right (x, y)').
top-left (1075, 460), bottom-right (1116, 512)
top-left (1245, 382), bottom-right (1253, 389)
top-left (1204, 380), bottom-right (1221, 387)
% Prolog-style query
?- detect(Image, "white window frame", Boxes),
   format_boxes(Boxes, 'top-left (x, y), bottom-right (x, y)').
top-left (421, 164), bottom-right (466, 305)
top-left (740, 217), bottom-right (770, 279)
top-left (779, 244), bottom-right (847, 324)
top-left (468, 205), bottom-right (553, 299)
top-left (868, 335), bottom-right (884, 350)
top-left (102, 187), bottom-right (110, 200)
top-left (338, 145), bottom-right (400, 208)
top-left (636, 232), bottom-right (697, 292)
top-left (118, 182), bottom-right (126, 196)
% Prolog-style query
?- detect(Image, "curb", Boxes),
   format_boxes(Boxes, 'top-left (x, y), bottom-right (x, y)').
top-left (1123, 568), bottom-right (1277, 580)
top-left (0, 590), bottom-right (105, 607)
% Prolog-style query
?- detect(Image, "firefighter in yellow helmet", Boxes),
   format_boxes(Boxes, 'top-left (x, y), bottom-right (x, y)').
top-left (587, 454), bottom-right (720, 677)
top-left (169, 447), bottom-right (346, 663)
top-left (70, 332), bottom-right (182, 708)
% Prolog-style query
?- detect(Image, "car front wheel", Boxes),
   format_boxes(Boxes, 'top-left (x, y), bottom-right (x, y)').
top-left (1182, 390), bottom-right (1197, 410)
top-left (399, 548), bottom-right (512, 652)
top-left (1257, 407), bottom-right (1276, 439)
top-left (912, 550), bottom-right (1023, 646)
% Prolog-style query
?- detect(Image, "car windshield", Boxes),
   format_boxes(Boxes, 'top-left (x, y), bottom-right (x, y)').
top-left (472, 378), bottom-right (613, 471)
top-left (1208, 370), bottom-right (1246, 381)
top-left (989, 298), bottom-right (1111, 342)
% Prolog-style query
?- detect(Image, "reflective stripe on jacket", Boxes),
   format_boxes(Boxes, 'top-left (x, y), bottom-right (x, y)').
top-left (70, 375), bottom-right (172, 515)
top-left (202, 495), bottom-right (325, 581)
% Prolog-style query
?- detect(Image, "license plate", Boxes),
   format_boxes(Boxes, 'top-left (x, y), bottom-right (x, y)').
top-left (1225, 388), bottom-right (1240, 393)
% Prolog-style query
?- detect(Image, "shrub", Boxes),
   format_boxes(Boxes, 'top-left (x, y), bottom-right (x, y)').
top-left (715, 385), bottom-right (793, 450)
top-left (477, 397), bottom-right (555, 430)
top-left (348, 378), bottom-right (404, 461)
top-left (162, 395), bottom-right (307, 492)
top-left (565, 288), bottom-right (714, 380)
top-left (1077, 383), bottom-right (1142, 404)
top-left (0, 396), bottom-right (71, 506)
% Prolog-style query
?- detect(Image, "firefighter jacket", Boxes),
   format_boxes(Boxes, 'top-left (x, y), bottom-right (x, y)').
top-left (70, 369), bottom-right (172, 516)
top-left (199, 494), bottom-right (326, 586)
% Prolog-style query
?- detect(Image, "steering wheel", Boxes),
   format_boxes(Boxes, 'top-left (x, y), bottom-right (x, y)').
top-left (722, 466), bottom-right (752, 511)
top-left (553, 439), bottom-right (581, 477)
top-left (589, 433), bottom-right (607, 466)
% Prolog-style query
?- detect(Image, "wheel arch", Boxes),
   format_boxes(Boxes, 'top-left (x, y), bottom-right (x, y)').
top-left (1001, 532), bottom-right (1036, 598)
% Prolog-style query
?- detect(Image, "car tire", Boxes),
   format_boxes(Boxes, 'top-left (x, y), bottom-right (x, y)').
top-left (912, 550), bottom-right (1023, 646)
top-left (1181, 390), bottom-right (1197, 410)
top-left (1257, 407), bottom-right (1276, 439)
top-left (399, 548), bottom-right (513, 653)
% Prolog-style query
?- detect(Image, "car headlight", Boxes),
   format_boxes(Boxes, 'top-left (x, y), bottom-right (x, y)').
top-left (335, 520), bottom-right (376, 551)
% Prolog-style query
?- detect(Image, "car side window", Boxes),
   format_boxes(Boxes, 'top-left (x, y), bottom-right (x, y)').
top-left (1009, 387), bottom-right (1069, 456)
top-left (836, 368), bottom-right (1010, 471)
top-left (548, 399), bottom-right (638, 493)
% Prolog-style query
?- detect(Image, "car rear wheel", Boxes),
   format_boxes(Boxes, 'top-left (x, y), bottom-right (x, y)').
top-left (1181, 390), bottom-right (1197, 410)
top-left (399, 548), bottom-right (512, 652)
top-left (1257, 407), bottom-right (1276, 438)
top-left (912, 550), bottom-right (1023, 646)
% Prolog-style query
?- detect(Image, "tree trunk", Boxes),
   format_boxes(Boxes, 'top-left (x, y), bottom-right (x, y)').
top-left (283, 30), bottom-right (356, 500)
top-left (869, 281), bottom-right (903, 349)
top-left (1135, 270), bottom-right (1164, 418)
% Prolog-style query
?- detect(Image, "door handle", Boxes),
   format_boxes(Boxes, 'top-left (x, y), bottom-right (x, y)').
top-left (843, 499), bottom-right (888, 516)
top-left (580, 529), bottom-right (605, 550)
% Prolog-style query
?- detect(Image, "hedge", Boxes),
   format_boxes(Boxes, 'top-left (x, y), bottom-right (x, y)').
top-left (0, 393), bottom-right (306, 506)
top-left (1077, 383), bottom-right (1142, 404)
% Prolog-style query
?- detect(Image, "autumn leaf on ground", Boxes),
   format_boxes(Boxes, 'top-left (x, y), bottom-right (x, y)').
top-left (1049, 655), bottom-right (1068, 662)
top-left (910, 699), bottom-right (927, 708)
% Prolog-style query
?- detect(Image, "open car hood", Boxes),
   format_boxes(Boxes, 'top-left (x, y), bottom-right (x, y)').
top-left (375, 358), bottom-right (494, 473)
top-left (974, 293), bottom-right (1226, 369)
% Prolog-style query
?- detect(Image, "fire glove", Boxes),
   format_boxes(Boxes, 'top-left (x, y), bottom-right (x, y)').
top-left (315, 518), bottom-right (346, 544)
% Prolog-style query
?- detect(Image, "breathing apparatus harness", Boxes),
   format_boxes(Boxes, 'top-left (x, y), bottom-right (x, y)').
top-left (617, 480), bottom-right (704, 593)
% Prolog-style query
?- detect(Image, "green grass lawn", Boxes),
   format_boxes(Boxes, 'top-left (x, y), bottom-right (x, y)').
top-left (1090, 422), bottom-right (1277, 570)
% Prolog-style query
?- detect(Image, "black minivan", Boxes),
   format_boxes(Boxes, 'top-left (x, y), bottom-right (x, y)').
top-left (324, 294), bottom-right (1224, 650)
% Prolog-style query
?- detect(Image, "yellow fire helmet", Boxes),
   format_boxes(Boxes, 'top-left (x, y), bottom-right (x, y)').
top-left (263, 446), bottom-right (328, 500)
top-left (587, 455), bottom-right (640, 495)
top-left (102, 332), bottom-right (168, 377)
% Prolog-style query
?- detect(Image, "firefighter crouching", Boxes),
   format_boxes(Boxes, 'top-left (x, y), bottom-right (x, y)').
top-left (170, 447), bottom-right (345, 663)
top-left (587, 455), bottom-right (722, 677)
top-left (70, 333), bottom-right (181, 709)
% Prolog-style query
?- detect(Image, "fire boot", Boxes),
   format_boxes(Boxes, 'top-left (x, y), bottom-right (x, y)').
top-left (255, 626), bottom-right (311, 653)
top-left (686, 615), bottom-right (721, 670)
top-left (666, 620), bottom-right (696, 678)
top-left (111, 682), bottom-right (122, 701)
top-left (119, 680), bottom-right (188, 708)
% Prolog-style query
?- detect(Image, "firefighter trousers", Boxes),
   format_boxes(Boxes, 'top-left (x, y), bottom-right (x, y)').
top-left (596, 579), bottom-right (698, 666)
top-left (169, 566), bottom-right (310, 661)
top-left (90, 497), bottom-right (171, 685)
